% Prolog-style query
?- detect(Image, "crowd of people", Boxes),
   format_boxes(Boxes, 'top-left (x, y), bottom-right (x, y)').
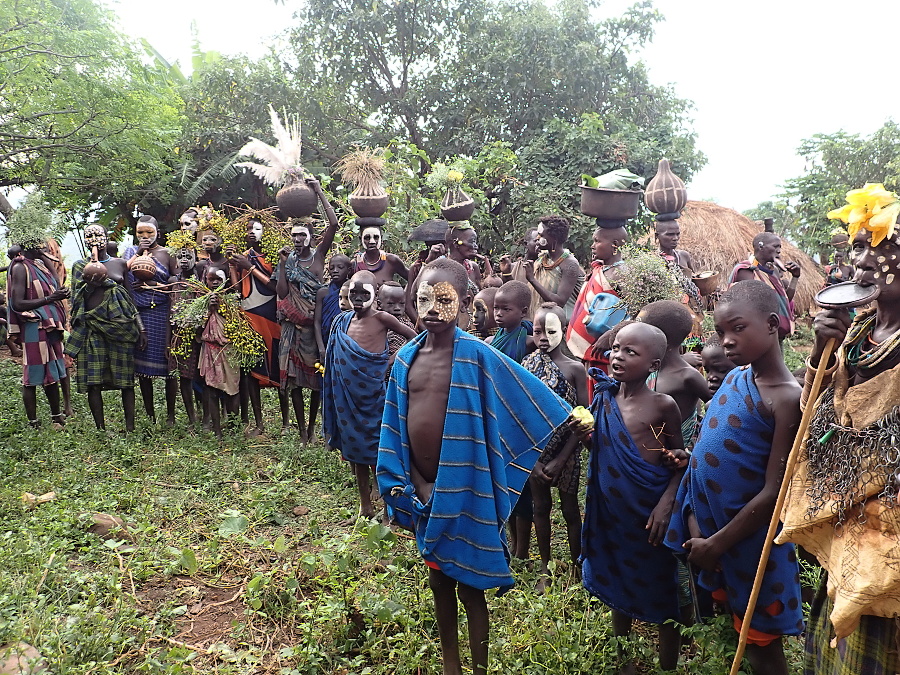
top-left (5, 178), bottom-right (900, 675)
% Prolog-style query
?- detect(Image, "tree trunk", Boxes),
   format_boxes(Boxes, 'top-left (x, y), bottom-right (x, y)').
top-left (0, 191), bottom-right (13, 221)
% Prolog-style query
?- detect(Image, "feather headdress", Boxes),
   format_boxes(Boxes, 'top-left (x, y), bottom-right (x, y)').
top-left (235, 105), bottom-right (307, 187)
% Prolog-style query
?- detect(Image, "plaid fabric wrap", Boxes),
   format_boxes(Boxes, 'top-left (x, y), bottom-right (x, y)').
top-left (65, 278), bottom-right (140, 392)
top-left (9, 258), bottom-right (67, 386)
top-left (804, 580), bottom-right (900, 675)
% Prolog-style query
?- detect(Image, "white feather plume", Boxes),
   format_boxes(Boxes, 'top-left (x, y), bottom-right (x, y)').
top-left (234, 105), bottom-right (305, 187)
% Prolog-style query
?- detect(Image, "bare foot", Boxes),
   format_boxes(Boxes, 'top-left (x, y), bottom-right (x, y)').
top-left (535, 574), bottom-right (550, 595)
top-left (245, 426), bottom-right (264, 438)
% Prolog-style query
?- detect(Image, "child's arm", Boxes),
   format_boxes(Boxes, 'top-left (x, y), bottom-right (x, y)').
top-left (314, 286), bottom-right (327, 357)
top-left (378, 311), bottom-right (418, 340)
top-left (688, 367), bottom-right (712, 403)
top-left (684, 385), bottom-right (801, 572)
top-left (535, 433), bottom-right (581, 484)
top-left (647, 397), bottom-right (685, 546)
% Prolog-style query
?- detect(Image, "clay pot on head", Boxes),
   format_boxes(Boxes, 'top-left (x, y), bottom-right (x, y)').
top-left (440, 187), bottom-right (475, 221)
top-left (580, 186), bottom-right (641, 220)
top-left (644, 158), bottom-right (687, 220)
top-left (349, 191), bottom-right (389, 218)
top-left (276, 176), bottom-right (318, 218)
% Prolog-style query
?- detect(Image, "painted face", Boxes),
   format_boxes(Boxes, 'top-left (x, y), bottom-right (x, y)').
top-left (339, 283), bottom-right (352, 311)
top-left (714, 302), bottom-right (777, 367)
top-left (378, 287), bottom-right (406, 317)
top-left (609, 325), bottom-right (661, 382)
top-left (201, 233), bottom-right (222, 253)
top-left (135, 223), bottom-right (158, 246)
top-left (84, 225), bottom-right (108, 251)
top-left (454, 228), bottom-right (478, 259)
top-left (701, 346), bottom-right (736, 394)
top-left (493, 290), bottom-right (526, 330)
top-left (291, 226), bottom-right (311, 250)
top-left (348, 281), bottom-right (376, 312)
top-left (655, 223), bottom-right (681, 252)
top-left (534, 310), bottom-right (564, 352)
top-left (536, 223), bottom-right (550, 251)
top-left (176, 247), bottom-right (196, 271)
top-left (361, 227), bottom-right (382, 251)
top-left (851, 229), bottom-right (900, 300)
top-left (180, 211), bottom-right (199, 233)
top-left (205, 268), bottom-right (227, 289)
top-left (247, 220), bottom-right (264, 244)
top-left (418, 279), bottom-right (461, 329)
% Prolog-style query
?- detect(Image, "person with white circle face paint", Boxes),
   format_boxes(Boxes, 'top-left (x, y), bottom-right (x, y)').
top-left (321, 270), bottom-right (417, 521)
top-left (123, 215), bottom-right (180, 426)
top-left (521, 303), bottom-right (590, 594)
top-left (352, 222), bottom-right (409, 287)
top-left (273, 178), bottom-right (340, 441)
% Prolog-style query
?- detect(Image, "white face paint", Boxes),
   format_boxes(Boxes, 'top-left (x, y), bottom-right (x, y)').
top-left (248, 220), bottom-right (264, 243)
top-left (361, 227), bottom-right (382, 250)
top-left (544, 312), bottom-right (563, 351)
top-left (536, 222), bottom-right (548, 249)
top-left (418, 280), bottom-right (460, 323)
top-left (291, 227), bottom-right (311, 248)
top-left (418, 280), bottom-right (436, 316)
top-left (84, 225), bottom-right (107, 250)
top-left (348, 281), bottom-right (376, 311)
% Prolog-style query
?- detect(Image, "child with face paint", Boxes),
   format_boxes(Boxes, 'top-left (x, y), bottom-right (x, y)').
top-left (522, 303), bottom-right (589, 593)
top-left (377, 258), bottom-right (574, 675)
top-left (485, 280), bottom-right (535, 362)
top-left (471, 287), bottom-right (498, 339)
top-left (198, 267), bottom-right (241, 438)
top-left (322, 271), bottom-right (418, 520)
top-left (314, 254), bottom-right (353, 357)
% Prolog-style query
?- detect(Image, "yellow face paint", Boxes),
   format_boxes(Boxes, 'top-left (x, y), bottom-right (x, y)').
top-left (418, 280), bottom-right (460, 322)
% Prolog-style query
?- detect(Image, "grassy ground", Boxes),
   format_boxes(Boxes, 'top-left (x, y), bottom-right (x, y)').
top-left (0, 344), bottom-right (812, 675)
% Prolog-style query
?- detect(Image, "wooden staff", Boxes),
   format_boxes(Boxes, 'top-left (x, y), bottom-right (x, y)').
top-left (729, 337), bottom-right (837, 675)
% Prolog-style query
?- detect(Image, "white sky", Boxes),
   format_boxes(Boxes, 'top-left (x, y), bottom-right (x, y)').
top-left (109, 0), bottom-right (900, 213)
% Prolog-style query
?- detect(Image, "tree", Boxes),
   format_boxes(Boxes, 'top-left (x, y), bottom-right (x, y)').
top-left (755, 122), bottom-right (900, 256)
top-left (0, 0), bottom-right (182, 229)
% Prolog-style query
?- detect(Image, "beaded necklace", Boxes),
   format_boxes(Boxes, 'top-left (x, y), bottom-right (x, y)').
top-left (845, 310), bottom-right (900, 372)
top-left (539, 250), bottom-right (571, 270)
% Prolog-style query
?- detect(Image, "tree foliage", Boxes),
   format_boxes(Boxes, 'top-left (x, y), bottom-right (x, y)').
top-left (748, 121), bottom-right (900, 257)
top-left (0, 0), bottom-right (182, 229)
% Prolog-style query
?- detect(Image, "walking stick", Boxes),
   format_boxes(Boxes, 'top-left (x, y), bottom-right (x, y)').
top-left (728, 337), bottom-right (837, 675)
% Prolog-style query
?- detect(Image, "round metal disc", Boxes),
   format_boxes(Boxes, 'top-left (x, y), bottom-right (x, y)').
top-left (815, 281), bottom-right (881, 309)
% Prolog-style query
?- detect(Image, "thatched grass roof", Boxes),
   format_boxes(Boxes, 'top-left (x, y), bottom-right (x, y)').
top-left (675, 200), bottom-right (825, 315)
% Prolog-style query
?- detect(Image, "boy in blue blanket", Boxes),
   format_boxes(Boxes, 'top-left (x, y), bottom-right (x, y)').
top-left (486, 280), bottom-right (534, 362)
top-left (665, 281), bottom-right (803, 675)
top-left (582, 322), bottom-right (686, 673)
top-left (377, 259), bottom-right (575, 675)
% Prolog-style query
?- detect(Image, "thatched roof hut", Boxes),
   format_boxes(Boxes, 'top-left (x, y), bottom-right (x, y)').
top-left (675, 200), bottom-right (824, 315)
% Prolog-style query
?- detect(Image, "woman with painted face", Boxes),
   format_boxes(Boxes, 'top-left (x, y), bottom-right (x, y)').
top-left (194, 230), bottom-right (229, 284)
top-left (352, 221), bottom-right (409, 287)
top-left (67, 224), bottom-right (141, 432)
top-left (124, 215), bottom-right (179, 425)
top-left (273, 178), bottom-right (339, 441)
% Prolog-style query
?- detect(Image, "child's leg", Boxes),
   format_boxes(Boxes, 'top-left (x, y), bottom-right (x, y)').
top-left (137, 377), bottom-right (155, 421)
top-left (611, 610), bottom-right (636, 675)
top-left (122, 387), bottom-right (136, 432)
top-left (306, 389), bottom-right (320, 442)
top-left (289, 387), bottom-right (306, 440)
top-left (354, 463), bottom-right (375, 518)
top-left (428, 568), bottom-right (462, 675)
top-left (530, 476), bottom-right (553, 589)
top-left (278, 388), bottom-right (291, 430)
top-left (246, 375), bottom-right (264, 434)
top-left (164, 377), bottom-right (178, 425)
top-left (44, 382), bottom-right (64, 428)
top-left (87, 385), bottom-right (105, 429)
top-left (204, 388), bottom-right (221, 438)
top-left (22, 385), bottom-right (38, 426)
top-left (746, 638), bottom-right (788, 675)
top-left (457, 582), bottom-right (488, 675)
top-left (558, 489), bottom-right (582, 565)
top-left (60, 373), bottom-right (73, 416)
top-left (658, 621), bottom-right (680, 671)
top-left (179, 377), bottom-right (197, 425)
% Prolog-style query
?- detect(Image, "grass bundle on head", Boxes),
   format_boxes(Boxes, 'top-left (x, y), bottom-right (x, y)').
top-left (220, 206), bottom-right (290, 263)
top-left (170, 279), bottom-right (266, 370)
top-left (194, 204), bottom-right (228, 235)
top-left (616, 245), bottom-right (684, 315)
top-left (5, 192), bottom-right (67, 250)
top-left (425, 161), bottom-right (467, 192)
top-left (165, 229), bottom-right (198, 255)
top-left (335, 147), bottom-right (386, 197)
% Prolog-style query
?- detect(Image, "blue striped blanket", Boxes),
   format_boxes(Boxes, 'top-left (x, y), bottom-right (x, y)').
top-left (377, 328), bottom-right (572, 590)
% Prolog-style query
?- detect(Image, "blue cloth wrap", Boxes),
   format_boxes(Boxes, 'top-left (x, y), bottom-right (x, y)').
top-left (320, 283), bottom-right (343, 348)
top-left (490, 320), bottom-right (532, 363)
top-left (323, 312), bottom-right (389, 465)
top-left (377, 329), bottom-right (572, 590)
top-left (665, 366), bottom-right (804, 636)
top-left (581, 370), bottom-right (681, 623)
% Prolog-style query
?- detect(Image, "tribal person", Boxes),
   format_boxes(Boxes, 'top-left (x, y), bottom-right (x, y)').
top-left (352, 220), bottom-right (408, 287)
top-left (523, 216), bottom-right (585, 320)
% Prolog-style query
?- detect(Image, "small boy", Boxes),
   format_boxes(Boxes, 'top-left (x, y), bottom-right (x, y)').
top-left (323, 270), bottom-right (418, 519)
top-left (699, 335), bottom-right (736, 394)
top-left (637, 300), bottom-right (711, 448)
top-left (486, 280), bottom-right (534, 362)
top-left (314, 254), bottom-right (352, 357)
top-left (582, 322), bottom-right (686, 673)
top-left (665, 280), bottom-right (803, 675)
top-left (197, 268), bottom-right (241, 437)
top-left (377, 258), bottom-right (572, 675)
top-left (471, 287), bottom-right (498, 340)
top-left (523, 303), bottom-right (588, 593)
top-left (339, 280), bottom-right (352, 311)
top-left (379, 281), bottom-right (416, 377)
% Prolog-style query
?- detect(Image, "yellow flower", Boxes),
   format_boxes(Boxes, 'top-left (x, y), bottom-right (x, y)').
top-left (827, 183), bottom-right (900, 247)
top-left (447, 170), bottom-right (464, 183)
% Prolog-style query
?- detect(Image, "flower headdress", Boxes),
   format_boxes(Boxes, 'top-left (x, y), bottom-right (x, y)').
top-left (165, 229), bottom-right (198, 254)
top-left (827, 183), bottom-right (900, 247)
